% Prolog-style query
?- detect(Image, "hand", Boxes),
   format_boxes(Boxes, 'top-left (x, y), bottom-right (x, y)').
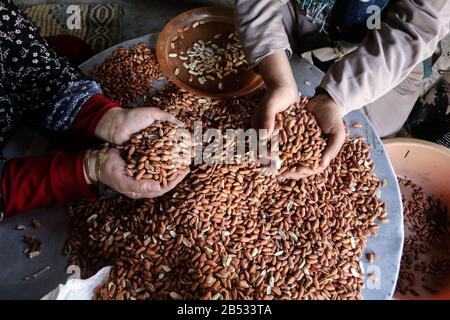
top-left (252, 50), bottom-right (299, 139)
top-left (95, 107), bottom-right (183, 145)
top-left (252, 85), bottom-right (299, 139)
top-left (279, 92), bottom-right (346, 181)
top-left (85, 148), bottom-right (190, 199)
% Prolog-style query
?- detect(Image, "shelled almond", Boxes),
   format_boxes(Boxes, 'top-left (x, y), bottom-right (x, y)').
top-left (90, 44), bottom-right (163, 106)
top-left (395, 178), bottom-right (450, 297)
top-left (169, 32), bottom-right (248, 89)
top-left (123, 121), bottom-right (191, 186)
top-left (67, 87), bottom-right (386, 300)
top-left (275, 98), bottom-right (326, 173)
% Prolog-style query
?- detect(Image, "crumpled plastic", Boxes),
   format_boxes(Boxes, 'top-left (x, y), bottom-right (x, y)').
top-left (41, 266), bottom-right (111, 300)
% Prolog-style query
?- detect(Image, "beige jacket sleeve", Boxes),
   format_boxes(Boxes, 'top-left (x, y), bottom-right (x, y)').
top-left (322, 0), bottom-right (450, 115)
top-left (234, 0), bottom-right (292, 68)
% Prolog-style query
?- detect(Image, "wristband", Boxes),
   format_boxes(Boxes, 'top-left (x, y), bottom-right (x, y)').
top-left (83, 149), bottom-right (96, 185)
top-left (95, 147), bottom-right (109, 184)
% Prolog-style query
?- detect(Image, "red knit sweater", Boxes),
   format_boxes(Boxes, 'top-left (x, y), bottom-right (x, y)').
top-left (1, 94), bottom-right (119, 215)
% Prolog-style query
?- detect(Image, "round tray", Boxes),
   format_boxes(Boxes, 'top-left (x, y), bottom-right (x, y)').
top-left (81, 36), bottom-right (404, 299)
top-left (0, 33), bottom-right (402, 300)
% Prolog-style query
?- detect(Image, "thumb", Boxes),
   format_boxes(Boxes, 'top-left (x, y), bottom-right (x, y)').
top-left (148, 107), bottom-right (184, 126)
top-left (259, 108), bottom-right (276, 140)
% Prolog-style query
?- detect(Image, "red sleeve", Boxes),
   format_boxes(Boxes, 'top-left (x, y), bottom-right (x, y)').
top-left (70, 93), bottom-right (120, 137)
top-left (0, 94), bottom-right (118, 216)
top-left (1, 151), bottom-right (96, 216)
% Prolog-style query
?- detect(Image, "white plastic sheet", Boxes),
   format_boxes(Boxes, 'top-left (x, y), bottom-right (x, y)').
top-left (41, 267), bottom-right (111, 300)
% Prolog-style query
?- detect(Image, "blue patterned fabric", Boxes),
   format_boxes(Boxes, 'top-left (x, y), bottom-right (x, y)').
top-left (0, 0), bottom-right (102, 147)
top-left (297, 0), bottom-right (391, 43)
top-left (296, 0), bottom-right (336, 25)
top-left (330, 0), bottom-right (391, 42)
top-left (0, 0), bottom-right (102, 220)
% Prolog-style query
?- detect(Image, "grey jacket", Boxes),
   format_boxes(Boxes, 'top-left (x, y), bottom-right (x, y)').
top-left (235, 0), bottom-right (450, 114)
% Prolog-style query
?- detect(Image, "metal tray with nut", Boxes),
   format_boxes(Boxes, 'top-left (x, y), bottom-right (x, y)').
top-left (0, 31), bottom-right (403, 300)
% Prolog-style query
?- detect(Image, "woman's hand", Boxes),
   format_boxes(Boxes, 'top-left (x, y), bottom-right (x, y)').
top-left (90, 107), bottom-right (188, 198)
top-left (252, 85), bottom-right (299, 139)
top-left (279, 92), bottom-right (346, 181)
top-left (95, 107), bottom-right (183, 145)
top-left (253, 50), bottom-right (299, 139)
top-left (85, 148), bottom-right (190, 199)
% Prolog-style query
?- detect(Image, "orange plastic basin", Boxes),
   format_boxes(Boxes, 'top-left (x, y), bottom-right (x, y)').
top-left (384, 138), bottom-right (450, 300)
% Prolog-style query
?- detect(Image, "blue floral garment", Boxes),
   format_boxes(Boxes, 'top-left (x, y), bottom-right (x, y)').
top-left (297, 0), bottom-right (391, 43)
top-left (0, 0), bottom-right (102, 219)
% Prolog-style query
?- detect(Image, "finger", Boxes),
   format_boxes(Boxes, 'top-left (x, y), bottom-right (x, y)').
top-left (321, 124), bottom-right (346, 168)
top-left (106, 150), bottom-right (160, 194)
top-left (278, 166), bottom-right (317, 181)
top-left (122, 191), bottom-right (164, 200)
top-left (147, 107), bottom-right (184, 127)
top-left (107, 149), bottom-right (180, 197)
top-left (259, 108), bottom-right (276, 140)
top-left (122, 192), bottom-right (142, 200)
top-left (163, 168), bottom-right (190, 191)
top-left (127, 168), bottom-right (190, 199)
top-left (120, 174), bottom-right (163, 195)
top-left (136, 179), bottom-right (164, 194)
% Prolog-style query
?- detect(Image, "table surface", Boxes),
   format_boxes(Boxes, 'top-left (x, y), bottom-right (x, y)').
top-left (0, 34), bottom-right (403, 300)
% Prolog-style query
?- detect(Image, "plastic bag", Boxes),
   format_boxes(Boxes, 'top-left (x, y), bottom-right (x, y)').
top-left (41, 266), bottom-right (111, 300)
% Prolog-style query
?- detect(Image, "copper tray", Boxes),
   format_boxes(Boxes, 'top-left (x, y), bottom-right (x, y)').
top-left (156, 6), bottom-right (263, 99)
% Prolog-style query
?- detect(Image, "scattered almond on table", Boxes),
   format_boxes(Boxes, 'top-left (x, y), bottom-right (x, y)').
top-left (23, 234), bottom-right (41, 259)
top-left (31, 219), bottom-right (41, 228)
top-left (365, 251), bottom-right (377, 264)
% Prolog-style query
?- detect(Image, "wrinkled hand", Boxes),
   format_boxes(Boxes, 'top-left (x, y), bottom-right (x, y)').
top-left (252, 85), bottom-right (299, 139)
top-left (279, 92), bottom-right (346, 181)
top-left (87, 149), bottom-right (190, 199)
top-left (91, 107), bottom-right (189, 198)
top-left (95, 107), bottom-right (183, 145)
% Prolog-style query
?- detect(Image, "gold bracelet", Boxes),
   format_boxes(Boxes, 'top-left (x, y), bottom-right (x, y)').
top-left (83, 149), bottom-right (95, 185)
top-left (95, 147), bottom-right (109, 184)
